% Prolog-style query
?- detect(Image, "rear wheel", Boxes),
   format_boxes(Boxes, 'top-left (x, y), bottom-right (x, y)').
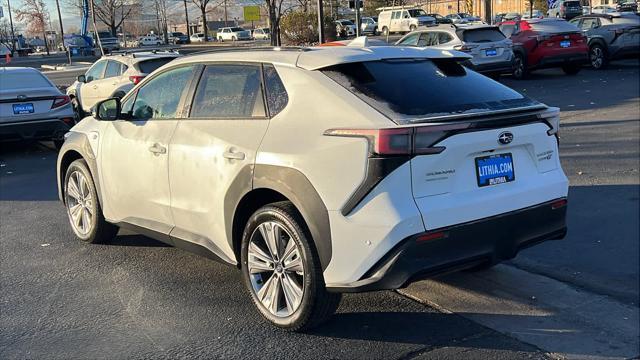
top-left (241, 201), bottom-right (341, 331)
top-left (64, 159), bottom-right (118, 243)
top-left (562, 63), bottom-right (582, 75)
top-left (71, 97), bottom-right (84, 121)
top-left (381, 26), bottom-right (389, 36)
top-left (589, 43), bottom-right (608, 70)
top-left (512, 52), bottom-right (529, 79)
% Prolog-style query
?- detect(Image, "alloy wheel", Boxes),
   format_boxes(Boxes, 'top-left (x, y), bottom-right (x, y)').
top-left (590, 46), bottom-right (604, 69)
top-left (247, 221), bottom-right (305, 317)
top-left (65, 170), bottom-right (94, 235)
top-left (513, 56), bottom-right (524, 78)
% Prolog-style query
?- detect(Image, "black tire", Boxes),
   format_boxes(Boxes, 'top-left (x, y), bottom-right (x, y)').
top-left (64, 159), bottom-right (118, 244)
top-left (373, 26), bottom-right (379, 36)
top-left (382, 26), bottom-right (389, 36)
top-left (71, 97), bottom-right (84, 121)
top-left (512, 52), bottom-right (529, 79)
top-left (409, 25), bottom-right (417, 32)
top-left (589, 43), bottom-right (608, 70)
top-left (241, 201), bottom-right (341, 331)
top-left (562, 63), bottom-right (582, 75)
top-left (53, 139), bottom-right (64, 150)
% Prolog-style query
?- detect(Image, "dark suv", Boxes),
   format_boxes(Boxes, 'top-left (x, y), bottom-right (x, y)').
top-left (499, 18), bottom-right (588, 79)
top-left (547, 0), bottom-right (583, 20)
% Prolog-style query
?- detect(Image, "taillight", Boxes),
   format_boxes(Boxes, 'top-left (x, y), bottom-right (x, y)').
top-left (129, 75), bottom-right (145, 84)
top-left (551, 199), bottom-right (567, 209)
top-left (51, 95), bottom-right (70, 109)
top-left (324, 123), bottom-right (470, 157)
top-left (453, 44), bottom-right (479, 52)
top-left (416, 231), bottom-right (449, 243)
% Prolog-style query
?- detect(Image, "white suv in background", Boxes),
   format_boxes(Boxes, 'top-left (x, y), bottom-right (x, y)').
top-left (57, 44), bottom-right (568, 331)
top-left (67, 50), bottom-right (180, 116)
top-left (217, 27), bottom-right (252, 41)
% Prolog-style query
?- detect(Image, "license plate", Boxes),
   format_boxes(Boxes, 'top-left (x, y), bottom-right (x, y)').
top-left (560, 40), bottom-right (571, 48)
top-left (13, 103), bottom-right (34, 114)
top-left (485, 49), bottom-right (497, 56)
top-left (475, 153), bottom-right (515, 187)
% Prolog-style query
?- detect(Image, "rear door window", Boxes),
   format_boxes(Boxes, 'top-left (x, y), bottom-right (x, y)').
top-left (190, 64), bottom-right (265, 118)
top-left (460, 28), bottom-right (506, 42)
top-left (322, 59), bottom-right (540, 123)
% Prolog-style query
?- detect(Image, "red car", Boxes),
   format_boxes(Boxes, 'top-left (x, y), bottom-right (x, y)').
top-left (498, 18), bottom-right (588, 79)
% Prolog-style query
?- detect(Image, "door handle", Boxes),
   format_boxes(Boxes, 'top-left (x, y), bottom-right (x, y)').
top-left (148, 143), bottom-right (167, 155)
top-left (223, 149), bottom-right (245, 160)
top-left (92, 85), bottom-right (98, 89)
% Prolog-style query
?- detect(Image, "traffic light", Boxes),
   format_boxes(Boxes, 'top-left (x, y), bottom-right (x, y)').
top-left (349, 0), bottom-right (363, 9)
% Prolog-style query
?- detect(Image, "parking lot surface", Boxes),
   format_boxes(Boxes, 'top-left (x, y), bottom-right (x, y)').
top-left (1, 54), bottom-right (638, 359)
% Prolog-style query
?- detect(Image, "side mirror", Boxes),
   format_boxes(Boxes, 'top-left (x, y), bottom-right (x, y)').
top-left (77, 74), bottom-right (86, 83)
top-left (92, 98), bottom-right (121, 121)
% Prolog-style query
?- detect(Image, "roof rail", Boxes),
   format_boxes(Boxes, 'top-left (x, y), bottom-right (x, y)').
top-left (109, 48), bottom-right (180, 57)
top-left (185, 46), bottom-right (312, 56)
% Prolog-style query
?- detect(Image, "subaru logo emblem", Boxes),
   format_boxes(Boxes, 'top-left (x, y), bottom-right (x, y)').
top-left (498, 131), bottom-right (513, 145)
top-left (17, 95), bottom-right (27, 101)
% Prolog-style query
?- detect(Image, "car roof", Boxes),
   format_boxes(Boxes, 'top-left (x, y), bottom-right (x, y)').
top-left (172, 44), bottom-right (471, 71)
top-left (103, 51), bottom-right (180, 63)
top-left (0, 66), bottom-right (41, 74)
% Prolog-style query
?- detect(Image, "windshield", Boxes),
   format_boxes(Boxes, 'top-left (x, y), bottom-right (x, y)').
top-left (262, 28), bottom-right (270, 33)
top-left (321, 59), bottom-right (539, 123)
top-left (564, 1), bottom-right (581, 6)
top-left (408, 9), bottom-right (428, 17)
top-left (171, 32), bottom-right (184, 36)
top-left (340, 20), bottom-right (354, 25)
top-left (530, 20), bottom-right (580, 33)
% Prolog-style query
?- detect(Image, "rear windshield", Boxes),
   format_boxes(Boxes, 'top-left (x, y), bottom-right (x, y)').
top-left (340, 20), bottom-right (354, 25)
top-left (231, 27), bottom-right (245, 32)
top-left (564, 1), bottom-right (581, 6)
top-left (460, 28), bottom-right (506, 42)
top-left (530, 20), bottom-right (580, 33)
top-left (137, 58), bottom-right (176, 74)
top-left (2, 71), bottom-right (51, 89)
top-left (322, 59), bottom-right (539, 123)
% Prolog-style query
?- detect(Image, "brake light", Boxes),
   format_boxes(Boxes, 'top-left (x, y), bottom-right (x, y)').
top-left (51, 95), bottom-right (70, 109)
top-left (453, 44), bottom-right (479, 52)
top-left (551, 199), bottom-right (567, 209)
top-left (324, 123), bottom-right (470, 156)
top-left (416, 231), bottom-right (449, 243)
top-left (540, 106), bottom-right (560, 138)
top-left (129, 75), bottom-right (145, 84)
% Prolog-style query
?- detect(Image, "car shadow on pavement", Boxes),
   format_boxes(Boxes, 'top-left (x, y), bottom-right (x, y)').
top-left (106, 233), bottom-right (171, 248)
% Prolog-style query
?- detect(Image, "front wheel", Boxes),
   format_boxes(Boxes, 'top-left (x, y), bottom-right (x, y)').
top-left (589, 44), bottom-right (608, 70)
top-left (562, 63), bottom-right (582, 75)
top-left (241, 201), bottom-right (341, 331)
top-left (409, 25), bottom-right (417, 32)
top-left (64, 159), bottom-right (118, 243)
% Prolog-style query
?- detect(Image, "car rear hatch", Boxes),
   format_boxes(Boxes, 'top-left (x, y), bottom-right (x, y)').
top-left (0, 87), bottom-right (66, 123)
top-left (320, 57), bottom-right (568, 230)
top-left (529, 20), bottom-right (586, 53)
top-left (456, 27), bottom-right (512, 64)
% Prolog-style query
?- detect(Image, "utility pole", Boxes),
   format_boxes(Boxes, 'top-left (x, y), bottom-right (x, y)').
top-left (457, 0), bottom-right (460, 13)
top-left (89, 0), bottom-right (104, 56)
top-left (7, 0), bottom-right (16, 56)
top-left (183, 0), bottom-right (190, 41)
top-left (54, 0), bottom-right (69, 63)
top-left (317, 0), bottom-right (324, 43)
top-left (354, 0), bottom-right (360, 37)
top-left (224, 0), bottom-right (228, 26)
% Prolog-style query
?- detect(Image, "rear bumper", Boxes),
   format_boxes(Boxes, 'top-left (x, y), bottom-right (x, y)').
top-left (328, 198), bottom-right (567, 293)
top-left (0, 118), bottom-right (73, 142)
top-left (534, 52), bottom-right (588, 69)
top-left (464, 59), bottom-right (514, 74)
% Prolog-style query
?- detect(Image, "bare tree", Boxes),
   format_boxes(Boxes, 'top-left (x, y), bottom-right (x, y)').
top-left (0, 18), bottom-right (16, 54)
top-left (15, 0), bottom-right (50, 54)
top-left (265, 0), bottom-right (287, 45)
top-left (94, 0), bottom-right (134, 36)
top-left (191, 0), bottom-right (221, 41)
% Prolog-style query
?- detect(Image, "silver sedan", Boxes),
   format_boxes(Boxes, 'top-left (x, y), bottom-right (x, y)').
top-left (0, 67), bottom-right (75, 148)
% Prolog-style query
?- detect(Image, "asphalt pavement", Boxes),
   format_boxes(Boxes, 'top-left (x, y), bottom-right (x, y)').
top-left (1, 54), bottom-right (638, 359)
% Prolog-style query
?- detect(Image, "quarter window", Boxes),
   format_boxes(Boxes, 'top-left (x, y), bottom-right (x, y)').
top-left (190, 65), bottom-right (265, 118)
top-left (263, 64), bottom-right (288, 117)
top-left (131, 65), bottom-right (195, 120)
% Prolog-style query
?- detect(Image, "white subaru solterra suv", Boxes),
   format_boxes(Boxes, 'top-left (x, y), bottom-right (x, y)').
top-left (57, 44), bottom-right (568, 331)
